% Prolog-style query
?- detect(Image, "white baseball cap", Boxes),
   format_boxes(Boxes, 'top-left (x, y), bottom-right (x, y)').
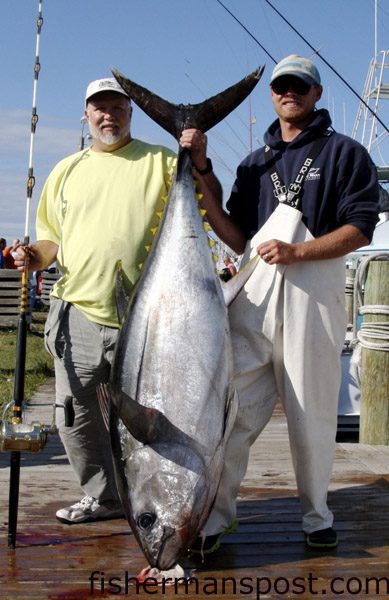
top-left (85, 77), bottom-right (130, 107)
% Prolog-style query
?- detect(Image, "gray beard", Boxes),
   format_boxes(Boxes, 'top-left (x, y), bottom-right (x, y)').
top-left (89, 123), bottom-right (129, 147)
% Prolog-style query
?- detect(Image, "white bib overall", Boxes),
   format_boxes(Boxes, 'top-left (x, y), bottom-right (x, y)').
top-left (205, 203), bottom-right (348, 534)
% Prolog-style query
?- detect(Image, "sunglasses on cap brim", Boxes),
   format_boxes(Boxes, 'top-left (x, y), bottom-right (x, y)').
top-left (271, 77), bottom-right (313, 96)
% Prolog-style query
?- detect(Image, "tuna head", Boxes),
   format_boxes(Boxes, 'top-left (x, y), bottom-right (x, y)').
top-left (122, 442), bottom-right (208, 570)
top-left (110, 407), bottom-right (212, 571)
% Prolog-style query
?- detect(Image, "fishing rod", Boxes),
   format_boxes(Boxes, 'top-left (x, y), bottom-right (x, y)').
top-left (216, 0), bottom-right (389, 135)
top-left (264, 0), bottom-right (389, 135)
top-left (4, 0), bottom-right (47, 550)
top-left (215, 0), bottom-right (277, 63)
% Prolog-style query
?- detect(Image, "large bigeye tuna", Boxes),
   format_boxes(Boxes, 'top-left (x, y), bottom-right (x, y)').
top-left (98, 66), bottom-right (264, 571)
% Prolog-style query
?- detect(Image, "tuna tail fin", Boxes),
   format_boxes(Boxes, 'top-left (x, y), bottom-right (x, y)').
top-left (112, 66), bottom-right (265, 140)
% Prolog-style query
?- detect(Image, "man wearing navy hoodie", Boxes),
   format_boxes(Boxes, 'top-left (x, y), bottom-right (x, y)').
top-left (195, 55), bottom-right (379, 552)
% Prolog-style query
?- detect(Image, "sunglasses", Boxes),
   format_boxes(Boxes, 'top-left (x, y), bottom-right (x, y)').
top-left (271, 77), bottom-right (312, 96)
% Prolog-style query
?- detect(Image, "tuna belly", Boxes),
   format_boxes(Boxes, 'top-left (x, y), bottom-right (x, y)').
top-left (136, 293), bottom-right (232, 445)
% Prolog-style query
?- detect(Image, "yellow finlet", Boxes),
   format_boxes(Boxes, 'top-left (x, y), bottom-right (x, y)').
top-left (161, 195), bottom-right (168, 204)
top-left (200, 209), bottom-right (207, 217)
top-left (197, 193), bottom-right (204, 201)
top-left (150, 227), bottom-right (158, 236)
top-left (138, 263), bottom-right (143, 270)
top-left (155, 211), bottom-right (163, 220)
top-left (208, 239), bottom-right (215, 247)
top-left (145, 245), bottom-right (152, 253)
top-left (203, 222), bottom-right (212, 232)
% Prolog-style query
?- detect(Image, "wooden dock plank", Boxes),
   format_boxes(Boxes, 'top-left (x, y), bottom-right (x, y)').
top-left (1, 379), bottom-right (389, 599)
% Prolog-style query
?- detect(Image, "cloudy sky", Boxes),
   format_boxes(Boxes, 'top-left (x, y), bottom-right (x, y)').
top-left (1, 0), bottom-right (388, 242)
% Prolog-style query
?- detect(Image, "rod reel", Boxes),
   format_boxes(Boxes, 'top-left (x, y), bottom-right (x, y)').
top-left (0, 400), bottom-right (49, 453)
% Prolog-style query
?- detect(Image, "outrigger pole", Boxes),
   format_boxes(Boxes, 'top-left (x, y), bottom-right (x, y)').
top-left (7, 0), bottom-right (44, 549)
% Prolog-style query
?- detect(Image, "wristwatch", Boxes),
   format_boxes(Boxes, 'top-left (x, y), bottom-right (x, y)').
top-left (196, 158), bottom-right (213, 175)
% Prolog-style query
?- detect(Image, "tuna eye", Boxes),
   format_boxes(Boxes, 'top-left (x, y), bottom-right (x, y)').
top-left (137, 512), bottom-right (156, 530)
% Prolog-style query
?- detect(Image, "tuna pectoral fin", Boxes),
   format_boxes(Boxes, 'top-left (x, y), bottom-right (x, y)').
top-left (96, 383), bottom-right (110, 432)
top-left (112, 66), bottom-right (264, 140)
top-left (115, 389), bottom-right (204, 454)
top-left (221, 254), bottom-right (260, 306)
top-left (115, 261), bottom-right (131, 324)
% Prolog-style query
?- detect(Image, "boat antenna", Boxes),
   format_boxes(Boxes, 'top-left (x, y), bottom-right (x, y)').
top-left (7, 0), bottom-right (44, 550)
top-left (264, 0), bottom-right (389, 135)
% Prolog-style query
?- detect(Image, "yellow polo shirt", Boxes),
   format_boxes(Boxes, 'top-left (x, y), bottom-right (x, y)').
top-left (36, 139), bottom-right (176, 327)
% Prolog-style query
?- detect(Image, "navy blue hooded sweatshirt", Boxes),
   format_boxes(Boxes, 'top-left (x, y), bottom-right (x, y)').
top-left (227, 109), bottom-right (379, 242)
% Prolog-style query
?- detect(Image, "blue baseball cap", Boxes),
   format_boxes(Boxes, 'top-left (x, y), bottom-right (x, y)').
top-left (270, 55), bottom-right (321, 86)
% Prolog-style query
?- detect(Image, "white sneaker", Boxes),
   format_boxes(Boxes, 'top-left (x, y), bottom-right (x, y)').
top-left (56, 495), bottom-right (123, 524)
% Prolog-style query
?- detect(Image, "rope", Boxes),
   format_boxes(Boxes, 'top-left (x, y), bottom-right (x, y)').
top-left (352, 253), bottom-right (389, 351)
top-left (350, 253), bottom-right (389, 386)
top-left (357, 306), bottom-right (389, 351)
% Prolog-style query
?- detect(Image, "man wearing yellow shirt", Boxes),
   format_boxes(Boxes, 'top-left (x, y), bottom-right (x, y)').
top-left (15, 77), bottom-right (220, 523)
